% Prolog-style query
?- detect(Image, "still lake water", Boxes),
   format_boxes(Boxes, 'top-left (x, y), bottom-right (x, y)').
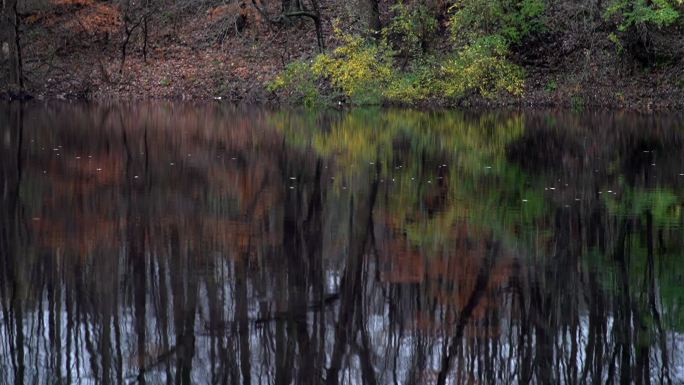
top-left (1, 103), bottom-right (684, 385)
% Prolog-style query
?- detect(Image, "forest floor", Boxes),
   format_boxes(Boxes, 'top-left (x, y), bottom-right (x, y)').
top-left (5, 0), bottom-right (684, 111)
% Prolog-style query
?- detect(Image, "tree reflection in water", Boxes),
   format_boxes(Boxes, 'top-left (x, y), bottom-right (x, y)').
top-left (1, 104), bottom-right (683, 384)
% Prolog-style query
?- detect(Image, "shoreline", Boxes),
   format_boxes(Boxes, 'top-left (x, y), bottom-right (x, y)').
top-left (5, 88), bottom-right (682, 114)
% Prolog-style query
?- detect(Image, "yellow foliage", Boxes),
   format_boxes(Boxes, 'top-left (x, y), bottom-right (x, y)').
top-left (439, 36), bottom-right (524, 98)
top-left (311, 31), bottom-right (394, 102)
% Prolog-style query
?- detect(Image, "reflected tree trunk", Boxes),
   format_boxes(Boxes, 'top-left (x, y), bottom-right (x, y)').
top-left (0, 105), bottom-right (24, 384)
top-left (235, 256), bottom-right (251, 385)
top-left (435, 240), bottom-right (497, 385)
top-left (327, 170), bottom-right (379, 385)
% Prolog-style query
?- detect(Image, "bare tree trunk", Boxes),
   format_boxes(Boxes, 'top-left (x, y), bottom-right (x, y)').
top-left (368, 0), bottom-right (380, 35)
top-left (143, 0), bottom-right (149, 63)
top-left (309, 0), bottom-right (324, 51)
top-left (121, 25), bottom-right (133, 74)
top-left (2, 0), bottom-right (23, 92)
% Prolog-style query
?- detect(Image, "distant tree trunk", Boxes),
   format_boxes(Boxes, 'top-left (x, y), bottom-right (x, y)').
top-left (2, 0), bottom-right (23, 92)
top-left (309, 0), bottom-right (324, 51)
top-left (120, 12), bottom-right (145, 74)
top-left (120, 25), bottom-right (133, 74)
top-left (368, 0), bottom-right (380, 36)
top-left (142, 0), bottom-right (149, 63)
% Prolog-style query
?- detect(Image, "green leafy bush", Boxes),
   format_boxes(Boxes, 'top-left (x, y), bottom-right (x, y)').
top-left (443, 0), bottom-right (538, 101)
top-left (606, 0), bottom-right (682, 31)
top-left (439, 36), bottom-right (525, 99)
top-left (607, 32), bottom-right (625, 53)
top-left (605, 0), bottom-right (682, 64)
top-left (382, 2), bottom-right (438, 60)
top-left (383, 60), bottom-right (437, 103)
top-left (311, 31), bottom-right (395, 104)
top-left (570, 95), bottom-right (585, 111)
top-left (268, 61), bottom-right (321, 107)
top-left (544, 79), bottom-right (558, 92)
top-left (270, 14), bottom-right (527, 106)
top-left (449, 0), bottom-right (545, 45)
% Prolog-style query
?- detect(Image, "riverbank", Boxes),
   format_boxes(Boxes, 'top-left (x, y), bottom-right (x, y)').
top-left (8, 50), bottom-right (683, 112)
top-left (3, 0), bottom-right (683, 112)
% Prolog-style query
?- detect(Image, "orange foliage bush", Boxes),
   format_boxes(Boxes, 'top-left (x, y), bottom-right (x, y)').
top-left (71, 3), bottom-right (121, 34)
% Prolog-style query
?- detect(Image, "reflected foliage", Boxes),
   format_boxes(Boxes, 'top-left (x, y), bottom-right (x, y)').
top-left (1, 104), bottom-right (684, 384)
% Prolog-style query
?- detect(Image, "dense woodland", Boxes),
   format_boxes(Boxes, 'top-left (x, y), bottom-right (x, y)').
top-left (1, 0), bottom-right (684, 108)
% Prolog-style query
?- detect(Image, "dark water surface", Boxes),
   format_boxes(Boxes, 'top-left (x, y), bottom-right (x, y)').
top-left (1, 103), bottom-right (684, 385)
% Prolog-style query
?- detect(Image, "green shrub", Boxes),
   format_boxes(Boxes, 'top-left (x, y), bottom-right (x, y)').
top-left (449, 0), bottom-right (545, 46)
top-left (268, 61), bottom-right (320, 107)
top-left (382, 2), bottom-right (438, 60)
top-left (311, 31), bottom-right (394, 104)
top-left (444, 0), bottom-right (538, 100)
top-left (383, 60), bottom-right (438, 103)
top-left (607, 32), bottom-right (625, 53)
top-left (438, 36), bottom-right (525, 99)
top-left (606, 0), bottom-right (681, 31)
top-left (544, 79), bottom-right (558, 92)
top-left (571, 95), bottom-right (585, 111)
top-left (270, 12), bottom-right (528, 106)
